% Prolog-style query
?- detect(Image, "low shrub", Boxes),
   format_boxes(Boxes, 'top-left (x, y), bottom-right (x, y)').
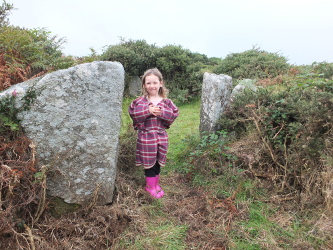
top-left (213, 46), bottom-right (290, 80)
top-left (312, 61), bottom-right (333, 79)
top-left (101, 39), bottom-right (156, 77)
top-left (218, 78), bottom-right (333, 208)
top-left (0, 26), bottom-right (74, 90)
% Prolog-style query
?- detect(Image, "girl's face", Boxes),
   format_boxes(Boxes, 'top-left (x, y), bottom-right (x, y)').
top-left (144, 74), bottom-right (163, 97)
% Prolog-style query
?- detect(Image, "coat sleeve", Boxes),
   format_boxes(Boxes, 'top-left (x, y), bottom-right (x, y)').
top-left (158, 99), bottom-right (179, 128)
top-left (128, 98), bottom-right (151, 128)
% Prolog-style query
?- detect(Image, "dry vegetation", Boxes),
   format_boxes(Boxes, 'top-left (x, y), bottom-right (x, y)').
top-left (0, 52), bottom-right (47, 91)
top-left (220, 78), bottom-right (333, 211)
top-left (0, 129), bottom-right (239, 249)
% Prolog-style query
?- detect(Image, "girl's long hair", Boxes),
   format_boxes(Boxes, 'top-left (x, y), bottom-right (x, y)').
top-left (141, 68), bottom-right (168, 98)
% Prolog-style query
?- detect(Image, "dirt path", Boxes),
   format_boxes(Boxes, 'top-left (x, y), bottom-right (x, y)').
top-left (111, 163), bottom-right (239, 249)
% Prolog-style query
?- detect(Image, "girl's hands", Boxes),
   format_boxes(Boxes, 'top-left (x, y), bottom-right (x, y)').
top-left (149, 104), bottom-right (162, 116)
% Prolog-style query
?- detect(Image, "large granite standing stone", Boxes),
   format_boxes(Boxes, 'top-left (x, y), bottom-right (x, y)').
top-left (200, 73), bottom-right (233, 133)
top-left (1, 61), bottom-right (124, 205)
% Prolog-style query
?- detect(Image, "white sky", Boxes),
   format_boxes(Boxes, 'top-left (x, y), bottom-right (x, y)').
top-left (7, 0), bottom-right (333, 65)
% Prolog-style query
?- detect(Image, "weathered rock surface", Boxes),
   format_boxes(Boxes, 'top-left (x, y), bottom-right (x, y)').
top-left (2, 61), bottom-right (125, 205)
top-left (200, 73), bottom-right (233, 133)
top-left (231, 79), bottom-right (258, 98)
top-left (128, 75), bottom-right (142, 96)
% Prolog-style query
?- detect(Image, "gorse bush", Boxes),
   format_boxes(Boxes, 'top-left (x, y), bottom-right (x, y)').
top-left (290, 72), bottom-right (333, 92)
top-left (295, 62), bottom-right (333, 80)
top-left (101, 39), bottom-right (157, 76)
top-left (219, 77), bottom-right (333, 206)
top-left (155, 45), bottom-right (209, 100)
top-left (213, 46), bottom-right (290, 80)
top-left (100, 42), bottom-right (293, 102)
top-left (311, 61), bottom-right (333, 79)
top-left (101, 39), bottom-right (217, 102)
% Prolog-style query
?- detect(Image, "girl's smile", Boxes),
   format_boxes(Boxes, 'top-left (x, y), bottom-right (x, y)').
top-left (144, 75), bottom-right (163, 97)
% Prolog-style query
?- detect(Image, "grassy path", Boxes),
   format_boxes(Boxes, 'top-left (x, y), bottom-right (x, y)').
top-left (165, 99), bottom-right (200, 172)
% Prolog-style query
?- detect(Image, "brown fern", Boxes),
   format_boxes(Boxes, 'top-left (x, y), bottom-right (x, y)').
top-left (0, 53), bottom-right (11, 91)
top-left (0, 51), bottom-right (48, 91)
top-left (15, 67), bottom-right (28, 82)
top-left (30, 70), bottom-right (47, 79)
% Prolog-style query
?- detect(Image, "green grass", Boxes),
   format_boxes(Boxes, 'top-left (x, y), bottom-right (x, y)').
top-left (167, 99), bottom-right (201, 147)
top-left (230, 202), bottom-right (293, 249)
top-left (115, 221), bottom-right (187, 250)
top-left (166, 99), bottom-right (200, 172)
top-left (120, 97), bottom-right (136, 135)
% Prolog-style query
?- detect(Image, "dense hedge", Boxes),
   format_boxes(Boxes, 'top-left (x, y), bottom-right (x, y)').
top-left (213, 47), bottom-right (290, 80)
top-left (101, 42), bottom-right (294, 101)
top-left (101, 39), bottom-right (218, 102)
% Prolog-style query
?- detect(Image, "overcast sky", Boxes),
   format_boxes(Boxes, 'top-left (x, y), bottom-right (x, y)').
top-left (7, 0), bottom-right (333, 65)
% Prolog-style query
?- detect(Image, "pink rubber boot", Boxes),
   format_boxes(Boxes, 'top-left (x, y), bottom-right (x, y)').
top-left (145, 177), bottom-right (163, 198)
top-left (156, 175), bottom-right (165, 197)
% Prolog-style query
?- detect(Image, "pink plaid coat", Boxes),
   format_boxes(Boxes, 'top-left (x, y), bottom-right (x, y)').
top-left (129, 96), bottom-right (179, 169)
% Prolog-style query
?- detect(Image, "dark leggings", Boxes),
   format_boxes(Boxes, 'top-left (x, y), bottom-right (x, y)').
top-left (144, 162), bottom-right (161, 177)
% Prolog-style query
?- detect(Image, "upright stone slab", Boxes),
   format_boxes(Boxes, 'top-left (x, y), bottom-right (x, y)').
top-left (128, 75), bottom-right (142, 96)
top-left (200, 73), bottom-right (233, 133)
top-left (231, 79), bottom-right (258, 99)
top-left (5, 61), bottom-right (124, 205)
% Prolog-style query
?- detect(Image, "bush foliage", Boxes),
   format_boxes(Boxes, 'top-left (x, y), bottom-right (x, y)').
top-left (0, 25), bottom-right (74, 90)
top-left (218, 75), bottom-right (333, 207)
top-left (213, 46), bottom-right (290, 80)
top-left (101, 39), bottom-right (217, 102)
top-left (101, 39), bottom-right (157, 76)
top-left (312, 61), bottom-right (333, 79)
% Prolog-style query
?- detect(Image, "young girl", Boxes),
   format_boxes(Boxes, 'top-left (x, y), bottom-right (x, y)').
top-left (128, 68), bottom-right (179, 198)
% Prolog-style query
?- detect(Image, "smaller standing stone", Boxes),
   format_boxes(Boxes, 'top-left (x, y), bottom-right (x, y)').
top-left (128, 76), bottom-right (142, 96)
top-left (200, 73), bottom-right (233, 133)
top-left (231, 79), bottom-right (258, 99)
